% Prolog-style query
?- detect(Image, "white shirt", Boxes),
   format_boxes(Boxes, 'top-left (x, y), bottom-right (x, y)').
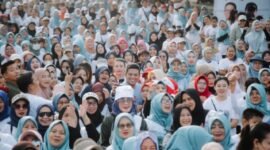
top-left (218, 58), bottom-right (243, 71)
top-left (197, 59), bottom-right (219, 72)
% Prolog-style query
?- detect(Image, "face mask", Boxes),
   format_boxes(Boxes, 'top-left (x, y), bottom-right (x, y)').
top-left (44, 60), bottom-right (53, 65)
top-left (32, 44), bottom-right (40, 50)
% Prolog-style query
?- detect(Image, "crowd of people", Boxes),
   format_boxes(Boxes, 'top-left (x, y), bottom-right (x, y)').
top-left (0, 0), bottom-right (270, 150)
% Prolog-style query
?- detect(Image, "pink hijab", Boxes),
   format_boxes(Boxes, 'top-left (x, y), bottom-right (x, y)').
top-left (34, 68), bottom-right (52, 99)
top-left (117, 37), bottom-right (128, 53)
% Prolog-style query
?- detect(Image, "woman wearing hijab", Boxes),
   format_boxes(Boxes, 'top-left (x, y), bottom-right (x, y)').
top-left (107, 113), bottom-right (137, 150)
top-left (26, 56), bottom-right (42, 72)
top-left (165, 126), bottom-right (213, 150)
top-left (194, 75), bottom-right (212, 102)
top-left (246, 83), bottom-right (270, 122)
top-left (185, 11), bottom-right (201, 45)
top-left (15, 116), bottom-right (38, 141)
top-left (245, 20), bottom-right (267, 55)
top-left (52, 93), bottom-right (71, 113)
top-left (248, 56), bottom-right (265, 78)
top-left (0, 90), bottom-right (10, 128)
top-left (117, 37), bottom-right (129, 56)
top-left (174, 89), bottom-right (208, 126)
top-left (18, 130), bottom-right (43, 150)
top-left (184, 50), bottom-right (197, 75)
top-left (206, 111), bottom-right (232, 150)
top-left (42, 120), bottom-right (70, 150)
top-left (33, 68), bottom-right (52, 99)
top-left (145, 93), bottom-right (173, 146)
top-left (36, 104), bottom-right (54, 137)
top-left (216, 20), bottom-right (230, 57)
top-left (258, 68), bottom-right (270, 89)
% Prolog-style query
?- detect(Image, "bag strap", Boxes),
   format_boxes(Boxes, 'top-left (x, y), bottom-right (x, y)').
top-left (211, 99), bottom-right (217, 111)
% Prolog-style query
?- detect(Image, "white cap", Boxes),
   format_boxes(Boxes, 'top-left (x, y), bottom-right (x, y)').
top-left (174, 37), bottom-right (185, 43)
top-left (12, 93), bottom-right (29, 104)
top-left (82, 92), bottom-right (99, 102)
top-left (115, 85), bottom-right (134, 100)
top-left (42, 17), bottom-right (50, 21)
top-left (238, 15), bottom-right (247, 21)
top-left (96, 58), bottom-right (108, 69)
top-left (10, 54), bottom-right (22, 62)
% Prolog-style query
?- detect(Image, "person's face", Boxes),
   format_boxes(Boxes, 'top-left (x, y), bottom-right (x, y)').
top-left (211, 120), bottom-right (225, 142)
top-left (254, 22), bottom-right (261, 32)
top-left (149, 47), bottom-right (157, 57)
top-left (181, 93), bottom-right (196, 111)
top-left (261, 71), bottom-right (270, 85)
top-left (253, 61), bottom-right (263, 71)
top-left (61, 62), bottom-right (70, 75)
top-left (263, 53), bottom-right (270, 63)
top-left (161, 95), bottom-right (172, 113)
top-left (254, 133), bottom-right (270, 150)
top-left (5, 45), bottom-right (15, 57)
top-left (39, 71), bottom-right (50, 88)
top-left (151, 33), bottom-right (158, 41)
top-left (38, 106), bottom-right (54, 126)
top-left (118, 117), bottom-right (134, 139)
top-left (197, 79), bottom-right (207, 93)
top-left (187, 52), bottom-right (196, 65)
top-left (124, 52), bottom-right (133, 62)
top-left (168, 43), bottom-right (177, 54)
top-left (227, 47), bottom-right (236, 60)
top-left (219, 21), bottom-right (227, 29)
top-left (238, 19), bottom-right (246, 28)
top-left (126, 68), bottom-right (140, 86)
top-left (99, 70), bottom-right (109, 84)
top-left (73, 79), bottom-right (83, 93)
top-left (0, 99), bottom-right (4, 112)
top-left (86, 98), bottom-right (98, 114)
top-left (155, 84), bottom-right (166, 93)
top-left (179, 108), bottom-right (192, 126)
top-left (14, 100), bottom-right (28, 118)
top-left (239, 65), bottom-right (247, 76)
top-left (180, 63), bottom-right (187, 74)
top-left (204, 17), bottom-right (210, 24)
top-left (54, 44), bottom-right (62, 57)
top-left (113, 61), bottom-right (125, 76)
top-left (172, 61), bottom-right (180, 72)
top-left (204, 50), bottom-right (213, 60)
top-left (22, 44), bottom-right (30, 51)
top-left (212, 19), bottom-right (218, 27)
top-left (207, 74), bottom-right (216, 87)
top-left (3, 62), bottom-right (20, 81)
top-left (224, 4), bottom-right (235, 20)
top-left (76, 69), bottom-right (87, 83)
top-left (141, 138), bottom-right (157, 150)
top-left (22, 120), bottom-right (37, 133)
top-left (118, 97), bottom-right (133, 113)
top-left (177, 42), bottom-right (185, 50)
top-left (159, 52), bottom-right (167, 62)
top-left (57, 97), bottom-right (69, 112)
top-left (97, 44), bottom-right (105, 54)
top-left (31, 58), bottom-right (41, 71)
top-left (237, 40), bottom-right (245, 50)
top-left (248, 116), bottom-right (262, 129)
top-left (107, 55), bottom-right (115, 66)
top-left (49, 124), bottom-right (66, 148)
top-left (139, 53), bottom-right (150, 63)
top-left (214, 80), bottom-right (228, 97)
top-left (250, 89), bottom-right (262, 105)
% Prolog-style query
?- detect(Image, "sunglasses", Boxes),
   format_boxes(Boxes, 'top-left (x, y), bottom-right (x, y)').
top-left (14, 104), bottom-right (27, 109)
top-left (118, 123), bottom-right (133, 130)
top-left (38, 112), bottom-right (53, 117)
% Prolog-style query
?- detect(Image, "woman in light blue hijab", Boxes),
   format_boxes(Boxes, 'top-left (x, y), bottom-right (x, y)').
top-left (15, 116), bottom-right (38, 141)
top-left (246, 83), bottom-right (270, 116)
top-left (166, 126), bottom-right (213, 150)
top-left (248, 56), bottom-right (265, 78)
top-left (245, 20), bottom-right (267, 55)
top-left (108, 113), bottom-right (137, 150)
top-left (50, 9), bottom-right (60, 29)
top-left (184, 50), bottom-right (197, 75)
top-left (258, 68), bottom-right (270, 88)
top-left (206, 111), bottom-right (232, 150)
top-left (43, 120), bottom-right (70, 150)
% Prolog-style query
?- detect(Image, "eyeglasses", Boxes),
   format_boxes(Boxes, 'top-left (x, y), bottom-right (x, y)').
top-left (14, 104), bottom-right (27, 109)
top-left (118, 98), bottom-right (133, 104)
top-left (161, 98), bottom-right (172, 104)
top-left (38, 112), bottom-right (53, 117)
top-left (118, 123), bottom-right (133, 130)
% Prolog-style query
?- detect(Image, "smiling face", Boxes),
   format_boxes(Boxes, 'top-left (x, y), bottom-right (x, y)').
top-left (226, 47), bottom-right (236, 60)
top-left (118, 98), bottom-right (133, 113)
top-left (211, 120), bottom-right (225, 142)
top-left (57, 97), bottom-right (69, 112)
top-left (38, 106), bottom-right (54, 126)
top-left (214, 80), bottom-right (229, 97)
top-left (172, 61), bottom-right (181, 72)
top-left (126, 68), bottom-right (140, 87)
top-left (118, 117), bottom-right (134, 139)
top-left (207, 73), bottom-right (216, 87)
top-left (261, 71), bottom-right (270, 85)
top-left (250, 89), bottom-right (262, 105)
top-left (181, 93), bottom-right (196, 111)
top-left (39, 70), bottom-right (51, 88)
top-left (99, 70), bottom-right (110, 84)
top-left (197, 79), bottom-right (207, 93)
top-left (14, 100), bottom-right (28, 118)
top-left (161, 95), bottom-right (172, 113)
top-left (49, 123), bottom-right (66, 148)
top-left (179, 108), bottom-right (192, 126)
top-left (31, 58), bottom-right (41, 71)
top-left (73, 78), bottom-right (83, 93)
top-left (86, 98), bottom-right (98, 114)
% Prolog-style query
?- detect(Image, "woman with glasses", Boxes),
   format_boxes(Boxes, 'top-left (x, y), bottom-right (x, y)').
top-left (36, 104), bottom-right (55, 137)
top-left (107, 113), bottom-right (137, 150)
top-left (42, 120), bottom-right (70, 150)
top-left (4, 94), bottom-right (30, 136)
top-left (145, 93), bottom-right (173, 148)
top-left (101, 85), bottom-right (148, 147)
top-left (15, 116), bottom-right (38, 141)
top-left (194, 75), bottom-right (212, 102)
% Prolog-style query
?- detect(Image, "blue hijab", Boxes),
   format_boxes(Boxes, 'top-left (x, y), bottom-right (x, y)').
top-left (248, 57), bottom-right (264, 78)
top-left (258, 68), bottom-right (270, 84)
top-left (216, 20), bottom-right (230, 45)
top-left (10, 99), bottom-right (30, 127)
top-left (52, 93), bottom-right (70, 112)
top-left (147, 93), bottom-right (173, 130)
top-left (184, 50), bottom-right (197, 75)
top-left (15, 116), bottom-right (38, 140)
top-left (207, 112), bottom-right (232, 150)
top-left (36, 104), bottom-right (55, 137)
top-left (112, 113), bottom-right (137, 150)
top-left (166, 126), bottom-right (213, 150)
top-left (112, 99), bottom-right (137, 116)
top-left (43, 120), bottom-right (70, 150)
top-left (50, 10), bottom-right (60, 29)
top-left (246, 83), bottom-right (270, 115)
top-left (0, 90), bottom-right (10, 121)
top-left (73, 36), bottom-right (85, 55)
